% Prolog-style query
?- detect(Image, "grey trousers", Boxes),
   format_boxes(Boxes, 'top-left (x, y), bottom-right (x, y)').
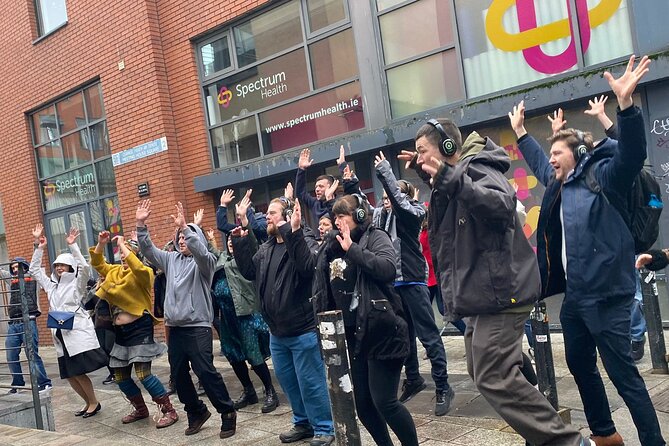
top-left (464, 312), bottom-right (584, 446)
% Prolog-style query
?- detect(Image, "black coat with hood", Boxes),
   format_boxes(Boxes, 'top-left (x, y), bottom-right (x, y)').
top-left (312, 223), bottom-right (409, 361)
top-left (422, 132), bottom-right (541, 322)
top-left (232, 223), bottom-right (319, 338)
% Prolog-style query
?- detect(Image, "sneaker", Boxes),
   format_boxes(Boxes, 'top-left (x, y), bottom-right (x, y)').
top-left (310, 434), bottom-right (335, 446)
top-left (435, 386), bottom-right (455, 416)
top-left (196, 381), bottom-right (206, 396)
top-left (184, 409), bottom-right (211, 436)
top-left (398, 378), bottom-right (426, 403)
top-left (261, 388), bottom-right (279, 413)
top-left (102, 374), bottom-right (115, 385)
top-left (279, 424), bottom-right (314, 443)
top-left (219, 411), bottom-right (236, 439)
top-left (38, 384), bottom-right (53, 395)
top-left (631, 339), bottom-right (645, 362)
top-left (7, 387), bottom-right (19, 394)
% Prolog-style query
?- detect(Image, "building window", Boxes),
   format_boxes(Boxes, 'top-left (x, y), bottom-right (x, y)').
top-left (376, 0), bottom-right (464, 118)
top-left (453, 0), bottom-right (634, 98)
top-left (198, 0), bottom-right (361, 169)
top-left (35, 0), bottom-right (68, 36)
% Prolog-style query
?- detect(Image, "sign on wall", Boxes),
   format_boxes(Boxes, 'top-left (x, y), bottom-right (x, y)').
top-left (111, 137), bottom-right (168, 167)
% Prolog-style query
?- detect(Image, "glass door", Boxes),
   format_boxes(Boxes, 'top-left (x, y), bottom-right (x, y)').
top-left (45, 205), bottom-right (93, 262)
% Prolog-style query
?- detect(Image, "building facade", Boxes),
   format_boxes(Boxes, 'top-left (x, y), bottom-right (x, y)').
top-left (1, 0), bottom-right (668, 343)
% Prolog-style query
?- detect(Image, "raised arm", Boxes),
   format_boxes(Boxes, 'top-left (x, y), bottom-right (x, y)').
top-left (295, 149), bottom-right (318, 209)
top-left (28, 224), bottom-right (54, 292)
top-left (115, 235), bottom-right (154, 288)
top-left (509, 101), bottom-right (554, 186)
top-left (65, 228), bottom-right (91, 299)
top-left (375, 153), bottom-right (425, 222)
top-left (216, 189), bottom-right (237, 234)
top-left (281, 199), bottom-right (317, 277)
top-left (584, 95), bottom-right (616, 137)
top-left (135, 199), bottom-right (171, 271)
top-left (231, 227), bottom-right (258, 281)
top-left (89, 230), bottom-right (114, 277)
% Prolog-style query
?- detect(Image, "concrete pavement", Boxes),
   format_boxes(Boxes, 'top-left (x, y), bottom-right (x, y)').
top-left (1, 331), bottom-right (668, 445)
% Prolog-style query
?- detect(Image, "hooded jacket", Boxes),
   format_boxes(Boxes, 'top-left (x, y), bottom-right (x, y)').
top-left (137, 224), bottom-right (216, 328)
top-left (29, 243), bottom-right (99, 358)
top-left (373, 160), bottom-right (428, 283)
top-left (517, 106), bottom-right (644, 301)
top-left (312, 224), bottom-right (409, 361)
top-left (232, 223), bottom-right (318, 338)
top-left (426, 132), bottom-right (541, 321)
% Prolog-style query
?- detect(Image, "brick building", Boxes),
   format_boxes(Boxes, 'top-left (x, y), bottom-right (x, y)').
top-left (1, 0), bottom-right (669, 344)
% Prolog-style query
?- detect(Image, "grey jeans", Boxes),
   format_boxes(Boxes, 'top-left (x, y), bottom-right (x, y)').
top-left (464, 312), bottom-right (584, 446)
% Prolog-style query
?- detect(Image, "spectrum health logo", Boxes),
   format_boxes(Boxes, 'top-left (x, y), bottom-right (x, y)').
top-left (217, 85), bottom-right (233, 108)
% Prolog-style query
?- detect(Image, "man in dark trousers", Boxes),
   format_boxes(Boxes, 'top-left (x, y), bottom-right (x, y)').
top-left (398, 116), bottom-right (589, 445)
top-left (232, 197), bottom-right (334, 446)
top-left (1, 258), bottom-right (52, 394)
top-left (509, 55), bottom-right (664, 446)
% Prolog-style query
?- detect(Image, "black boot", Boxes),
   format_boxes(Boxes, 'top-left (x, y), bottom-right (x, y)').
top-left (233, 386), bottom-right (258, 409)
top-left (261, 388), bottom-right (279, 413)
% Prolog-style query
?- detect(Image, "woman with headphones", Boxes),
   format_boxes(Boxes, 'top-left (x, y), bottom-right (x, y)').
top-left (312, 194), bottom-right (418, 446)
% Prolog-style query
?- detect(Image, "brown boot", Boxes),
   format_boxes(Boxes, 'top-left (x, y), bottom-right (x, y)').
top-left (591, 432), bottom-right (625, 446)
top-left (122, 394), bottom-right (150, 424)
top-left (153, 394), bottom-right (179, 429)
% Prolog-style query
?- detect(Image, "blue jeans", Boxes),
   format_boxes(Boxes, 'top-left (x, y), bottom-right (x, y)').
top-left (270, 331), bottom-right (333, 436)
top-left (631, 269), bottom-right (647, 342)
top-left (561, 294), bottom-right (665, 446)
top-left (5, 320), bottom-right (51, 388)
top-left (397, 284), bottom-right (450, 391)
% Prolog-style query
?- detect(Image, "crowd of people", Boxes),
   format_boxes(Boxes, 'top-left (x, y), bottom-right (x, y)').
top-left (1, 54), bottom-right (666, 446)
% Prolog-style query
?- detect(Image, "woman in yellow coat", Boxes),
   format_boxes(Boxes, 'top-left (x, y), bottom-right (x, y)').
top-left (90, 231), bottom-right (178, 429)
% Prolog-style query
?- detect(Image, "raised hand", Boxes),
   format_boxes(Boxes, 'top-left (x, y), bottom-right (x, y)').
top-left (38, 235), bottom-right (48, 249)
top-left (325, 179), bottom-right (339, 201)
top-left (65, 227), bottom-right (80, 245)
top-left (193, 208), bottom-right (204, 227)
top-left (298, 148), bottom-right (314, 170)
top-left (374, 151), bottom-right (387, 168)
top-left (291, 198), bottom-right (302, 231)
top-left (235, 193), bottom-right (251, 227)
top-left (206, 228), bottom-right (216, 241)
top-left (342, 165), bottom-right (353, 181)
top-left (284, 182), bottom-right (294, 200)
top-left (113, 234), bottom-right (125, 247)
top-left (584, 95), bottom-right (608, 117)
top-left (220, 189), bottom-right (235, 207)
top-left (230, 226), bottom-right (248, 238)
top-left (508, 100), bottom-right (527, 138)
top-left (170, 202), bottom-right (187, 229)
top-left (398, 149), bottom-right (418, 169)
top-left (336, 219), bottom-right (353, 252)
top-left (337, 144), bottom-right (346, 166)
top-left (604, 55), bottom-right (650, 110)
top-left (32, 223), bottom-right (43, 241)
top-left (421, 156), bottom-right (444, 178)
top-left (136, 200), bottom-right (152, 224)
top-left (98, 230), bottom-right (111, 245)
top-left (547, 108), bottom-right (566, 135)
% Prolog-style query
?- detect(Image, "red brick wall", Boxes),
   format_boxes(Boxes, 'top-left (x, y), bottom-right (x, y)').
top-left (0, 0), bottom-right (268, 343)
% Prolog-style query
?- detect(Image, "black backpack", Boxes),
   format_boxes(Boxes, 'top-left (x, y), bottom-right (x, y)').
top-left (585, 165), bottom-right (663, 254)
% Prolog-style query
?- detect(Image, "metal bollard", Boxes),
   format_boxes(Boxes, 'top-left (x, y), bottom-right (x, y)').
top-left (530, 300), bottom-right (559, 410)
top-left (317, 310), bottom-right (361, 446)
top-left (639, 269), bottom-right (669, 374)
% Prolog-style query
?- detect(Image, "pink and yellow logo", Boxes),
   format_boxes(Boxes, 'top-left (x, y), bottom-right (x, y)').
top-left (217, 86), bottom-right (233, 108)
top-left (485, 0), bottom-right (621, 74)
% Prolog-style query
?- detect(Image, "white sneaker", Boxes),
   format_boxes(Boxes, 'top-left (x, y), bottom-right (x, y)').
top-left (38, 384), bottom-right (53, 395)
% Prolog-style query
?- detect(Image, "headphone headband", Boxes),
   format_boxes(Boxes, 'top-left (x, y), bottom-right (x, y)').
top-left (351, 193), bottom-right (368, 224)
top-left (573, 130), bottom-right (589, 161)
top-left (427, 119), bottom-right (457, 157)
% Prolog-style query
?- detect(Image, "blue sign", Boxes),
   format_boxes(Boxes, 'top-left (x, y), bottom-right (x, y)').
top-left (112, 137), bottom-right (168, 167)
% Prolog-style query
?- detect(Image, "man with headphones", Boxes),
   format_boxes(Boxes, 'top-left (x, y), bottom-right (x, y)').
top-left (231, 197), bottom-right (335, 446)
top-left (296, 148), bottom-right (338, 225)
top-left (398, 108), bottom-right (587, 443)
top-left (372, 151), bottom-right (454, 416)
top-left (509, 56), bottom-right (663, 446)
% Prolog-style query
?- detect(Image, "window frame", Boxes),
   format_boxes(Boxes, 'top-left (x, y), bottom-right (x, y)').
top-left (34, 0), bottom-right (68, 38)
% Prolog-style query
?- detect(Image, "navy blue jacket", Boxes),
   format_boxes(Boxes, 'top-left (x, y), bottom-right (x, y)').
top-left (518, 106), bottom-right (645, 301)
top-left (216, 205), bottom-right (268, 244)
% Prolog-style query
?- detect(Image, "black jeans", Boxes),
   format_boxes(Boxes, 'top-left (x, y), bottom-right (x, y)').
top-left (561, 294), bottom-right (665, 446)
top-left (348, 332), bottom-right (418, 446)
top-left (168, 326), bottom-right (234, 417)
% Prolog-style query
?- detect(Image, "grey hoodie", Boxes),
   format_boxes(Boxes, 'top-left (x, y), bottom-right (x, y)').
top-left (137, 224), bottom-right (216, 327)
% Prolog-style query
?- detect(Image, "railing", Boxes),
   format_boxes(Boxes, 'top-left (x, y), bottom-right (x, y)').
top-left (0, 261), bottom-right (45, 429)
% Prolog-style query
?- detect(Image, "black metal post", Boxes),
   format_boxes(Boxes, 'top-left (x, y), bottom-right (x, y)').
top-left (17, 263), bottom-right (44, 430)
top-left (530, 300), bottom-right (559, 410)
top-left (639, 269), bottom-right (669, 374)
top-left (317, 310), bottom-right (361, 446)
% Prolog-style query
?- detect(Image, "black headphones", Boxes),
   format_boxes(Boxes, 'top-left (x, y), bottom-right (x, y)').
top-left (278, 196), bottom-right (294, 221)
top-left (351, 193), bottom-right (368, 224)
top-left (427, 119), bottom-right (457, 157)
top-left (573, 130), bottom-right (589, 161)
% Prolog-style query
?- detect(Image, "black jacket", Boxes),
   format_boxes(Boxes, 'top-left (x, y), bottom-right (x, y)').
top-left (312, 224), bottom-right (408, 361)
top-left (423, 133), bottom-right (540, 321)
top-left (8, 278), bottom-right (40, 319)
top-left (233, 223), bottom-right (319, 338)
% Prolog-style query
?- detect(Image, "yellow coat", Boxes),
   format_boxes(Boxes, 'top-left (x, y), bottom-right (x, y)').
top-left (89, 248), bottom-right (158, 323)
